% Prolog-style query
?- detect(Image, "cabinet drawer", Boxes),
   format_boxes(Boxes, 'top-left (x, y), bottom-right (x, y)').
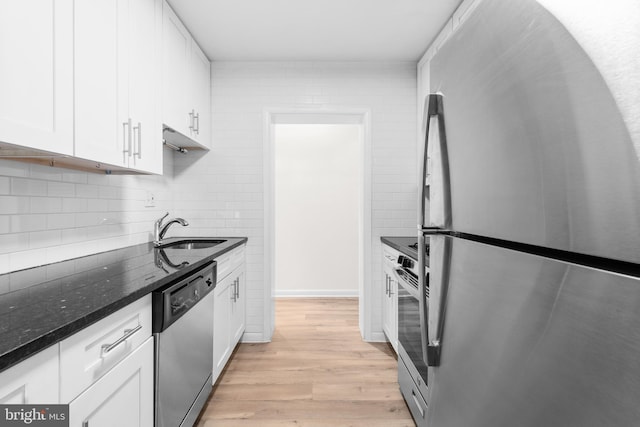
top-left (60, 295), bottom-right (152, 402)
top-left (69, 336), bottom-right (154, 427)
top-left (215, 245), bottom-right (245, 282)
top-left (0, 345), bottom-right (59, 404)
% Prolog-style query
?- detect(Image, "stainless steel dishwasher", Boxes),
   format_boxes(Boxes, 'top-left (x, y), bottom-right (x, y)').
top-left (153, 260), bottom-right (216, 427)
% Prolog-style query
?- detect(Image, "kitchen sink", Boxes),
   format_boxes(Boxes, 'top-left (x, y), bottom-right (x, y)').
top-left (160, 239), bottom-right (226, 249)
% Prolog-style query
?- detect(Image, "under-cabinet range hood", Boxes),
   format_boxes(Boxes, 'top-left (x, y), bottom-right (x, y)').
top-left (162, 125), bottom-right (209, 153)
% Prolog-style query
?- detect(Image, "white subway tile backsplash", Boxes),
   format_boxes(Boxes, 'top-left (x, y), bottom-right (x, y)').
top-left (28, 230), bottom-right (62, 249)
top-left (47, 181), bottom-right (76, 197)
top-left (47, 213), bottom-right (76, 230)
top-left (0, 216), bottom-right (9, 234)
top-left (10, 214), bottom-right (48, 233)
top-left (75, 184), bottom-right (99, 198)
top-left (0, 232), bottom-right (30, 253)
top-left (0, 177), bottom-right (10, 195)
top-left (30, 197), bottom-right (63, 214)
top-left (0, 196), bottom-right (30, 215)
top-left (62, 198), bottom-right (88, 213)
top-left (11, 178), bottom-right (47, 196)
top-left (61, 172), bottom-right (89, 184)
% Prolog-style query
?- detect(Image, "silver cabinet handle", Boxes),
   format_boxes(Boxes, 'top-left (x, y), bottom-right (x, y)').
top-left (83, 421), bottom-right (89, 427)
top-left (189, 109), bottom-right (195, 131)
top-left (388, 278), bottom-right (394, 297)
top-left (412, 389), bottom-right (425, 418)
top-left (194, 112), bottom-right (200, 135)
top-left (122, 119), bottom-right (132, 158)
top-left (133, 122), bottom-right (142, 159)
top-left (385, 276), bottom-right (388, 296)
top-left (101, 324), bottom-right (142, 355)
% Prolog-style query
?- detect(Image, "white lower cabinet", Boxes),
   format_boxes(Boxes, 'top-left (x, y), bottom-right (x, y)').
top-left (212, 245), bottom-right (246, 383)
top-left (212, 271), bottom-right (233, 379)
top-left (0, 345), bottom-right (59, 404)
top-left (62, 296), bottom-right (153, 426)
top-left (230, 267), bottom-right (246, 345)
top-left (0, 296), bottom-right (154, 426)
top-left (382, 244), bottom-right (399, 353)
top-left (68, 337), bottom-right (154, 427)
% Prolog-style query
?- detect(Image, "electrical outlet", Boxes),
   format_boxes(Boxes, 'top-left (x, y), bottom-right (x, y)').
top-left (145, 191), bottom-right (156, 207)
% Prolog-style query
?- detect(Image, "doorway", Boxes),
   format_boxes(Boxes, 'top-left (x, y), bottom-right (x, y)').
top-left (264, 110), bottom-right (373, 340)
top-left (274, 123), bottom-right (360, 296)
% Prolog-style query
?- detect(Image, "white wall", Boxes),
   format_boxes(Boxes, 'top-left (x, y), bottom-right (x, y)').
top-left (274, 124), bottom-right (361, 296)
top-left (192, 61), bottom-right (418, 341)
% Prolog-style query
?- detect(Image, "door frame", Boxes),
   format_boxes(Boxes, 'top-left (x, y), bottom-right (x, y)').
top-left (263, 107), bottom-right (374, 341)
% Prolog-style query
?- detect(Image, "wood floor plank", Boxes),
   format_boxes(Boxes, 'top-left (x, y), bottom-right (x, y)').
top-left (211, 384), bottom-right (313, 401)
top-left (195, 298), bottom-right (415, 426)
top-left (200, 420), bottom-right (415, 427)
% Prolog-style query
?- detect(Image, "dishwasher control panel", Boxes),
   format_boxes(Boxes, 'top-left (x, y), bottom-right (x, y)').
top-left (152, 261), bottom-right (216, 332)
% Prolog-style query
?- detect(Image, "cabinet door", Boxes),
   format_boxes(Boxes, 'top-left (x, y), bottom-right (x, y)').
top-left (189, 41), bottom-right (211, 147)
top-left (74, 0), bottom-right (129, 166)
top-left (0, 0), bottom-right (73, 155)
top-left (231, 266), bottom-right (246, 345)
top-left (213, 274), bottom-right (232, 381)
top-left (388, 275), bottom-right (398, 352)
top-left (0, 345), bottom-right (59, 404)
top-left (382, 272), bottom-right (392, 340)
top-left (69, 337), bottom-right (153, 427)
top-left (162, 2), bottom-right (190, 135)
top-left (127, 0), bottom-right (162, 173)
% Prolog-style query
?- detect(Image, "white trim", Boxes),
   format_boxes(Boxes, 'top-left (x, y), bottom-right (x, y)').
top-left (239, 332), bottom-right (271, 343)
top-left (367, 331), bottom-right (388, 343)
top-left (275, 290), bottom-right (360, 298)
top-left (263, 106), bottom-right (373, 342)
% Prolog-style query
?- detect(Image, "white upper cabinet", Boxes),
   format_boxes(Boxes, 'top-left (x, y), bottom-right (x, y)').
top-left (162, 4), bottom-right (190, 137)
top-left (128, 0), bottom-right (163, 173)
top-left (75, 0), bottom-right (162, 174)
top-left (0, 0), bottom-right (74, 155)
top-left (162, 1), bottom-right (211, 150)
top-left (189, 42), bottom-right (211, 148)
top-left (74, 0), bottom-right (129, 168)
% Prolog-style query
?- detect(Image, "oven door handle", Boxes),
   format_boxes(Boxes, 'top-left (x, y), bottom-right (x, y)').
top-left (394, 268), bottom-right (420, 300)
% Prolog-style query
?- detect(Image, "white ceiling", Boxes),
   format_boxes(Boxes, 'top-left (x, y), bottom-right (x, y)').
top-left (166, 0), bottom-right (462, 61)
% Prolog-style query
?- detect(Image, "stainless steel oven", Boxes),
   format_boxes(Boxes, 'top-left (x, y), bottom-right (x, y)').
top-left (395, 248), bottom-right (429, 427)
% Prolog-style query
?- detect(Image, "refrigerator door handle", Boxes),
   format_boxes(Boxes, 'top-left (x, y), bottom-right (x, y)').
top-left (418, 233), bottom-right (429, 369)
top-left (420, 93), bottom-right (452, 230)
top-left (422, 234), bottom-right (452, 367)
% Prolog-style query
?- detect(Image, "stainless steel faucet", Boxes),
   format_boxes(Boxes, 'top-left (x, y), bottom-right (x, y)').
top-left (154, 212), bottom-right (189, 246)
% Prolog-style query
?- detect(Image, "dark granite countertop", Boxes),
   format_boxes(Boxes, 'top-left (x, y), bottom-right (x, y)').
top-left (0, 237), bottom-right (247, 373)
top-left (381, 236), bottom-right (419, 260)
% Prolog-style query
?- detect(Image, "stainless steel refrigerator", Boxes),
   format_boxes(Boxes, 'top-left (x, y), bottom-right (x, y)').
top-left (419, 1), bottom-right (640, 426)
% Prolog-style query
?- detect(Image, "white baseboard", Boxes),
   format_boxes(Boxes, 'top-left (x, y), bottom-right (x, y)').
top-left (275, 289), bottom-right (359, 298)
top-left (365, 331), bottom-right (388, 343)
top-left (239, 332), bottom-right (271, 343)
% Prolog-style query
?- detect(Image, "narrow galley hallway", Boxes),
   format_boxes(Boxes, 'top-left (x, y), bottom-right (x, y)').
top-left (196, 298), bottom-right (416, 426)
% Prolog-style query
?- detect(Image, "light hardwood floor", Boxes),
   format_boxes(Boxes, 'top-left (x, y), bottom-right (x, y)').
top-left (196, 297), bottom-right (416, 426)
